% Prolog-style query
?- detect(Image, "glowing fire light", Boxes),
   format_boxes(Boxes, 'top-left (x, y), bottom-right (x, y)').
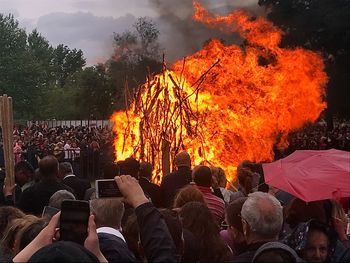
top-left (111, 1), bottom-right (327, 183)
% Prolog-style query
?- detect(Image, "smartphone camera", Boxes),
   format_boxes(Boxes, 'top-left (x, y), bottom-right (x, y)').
top-left (96, 179), bottom-right (123, 198)
top-left (59, 200), bottom-right (90, 245)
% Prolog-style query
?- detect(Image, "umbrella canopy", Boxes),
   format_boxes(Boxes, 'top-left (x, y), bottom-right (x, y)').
top-left (263, 149), bottom-right (350, 202)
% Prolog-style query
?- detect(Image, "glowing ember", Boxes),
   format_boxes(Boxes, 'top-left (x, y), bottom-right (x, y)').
top-left (111, 1), bottom-right (327, 183)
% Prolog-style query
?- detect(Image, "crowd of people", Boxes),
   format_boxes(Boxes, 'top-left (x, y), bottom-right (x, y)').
top-left (0, 123), bottom-right (115, 179)
top-left (0, 149), bottom-right (349, 262)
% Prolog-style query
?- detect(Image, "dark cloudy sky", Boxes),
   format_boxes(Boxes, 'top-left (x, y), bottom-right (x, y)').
top-left (0, 0), bottom-right (262, 65)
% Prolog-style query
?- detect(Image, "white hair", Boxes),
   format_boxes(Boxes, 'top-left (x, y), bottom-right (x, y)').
top-left (241, 192), bottom-right (283, 239)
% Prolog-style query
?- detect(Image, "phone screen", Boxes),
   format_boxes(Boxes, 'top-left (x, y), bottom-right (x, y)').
top-left (42, 206), bottom-right (60, 219)
top-left (60, 200), bottom-right (90, 245)
top-left (96, 179), bottom-right (123, 198)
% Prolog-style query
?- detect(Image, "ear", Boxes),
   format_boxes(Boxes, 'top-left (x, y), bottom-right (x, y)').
top-left (241, 218), bottom-right (250, 238)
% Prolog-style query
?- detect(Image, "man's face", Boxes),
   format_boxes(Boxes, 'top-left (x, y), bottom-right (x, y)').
top-left (15, 170), bottom-right (31, 186)
top-left (302, 229), bottom-right (329, 263)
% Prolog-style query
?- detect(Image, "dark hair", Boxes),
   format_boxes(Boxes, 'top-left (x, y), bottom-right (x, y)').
top-left (193, 166), bottom-right (212, 187)
top-left (15, 161), bottom-right (34, 175)
top-left (237, 168), bottom-right (254, 195)
top-left (254, 249), bottom-right (296, 262)
top-left (39, 156), bottom-right (59, 178)
top-left (123, 214), bottom-right (141, 261)
top-left (16, 218), bottom-right (47, 253)
top-left (159, 209), bottom-right (184, 258)
top-left (120, 158), bottom-right (140, 178)
top-left (103, 162), bottom-right (120, 179)
top-left (180, 202), bottom-right (232, 262)
top-left (139, 162), bottom-right (153, 180)
top-left (285, 199), bottom-right (328, 229)
top-left (226, 197), bottom-right (247, 233)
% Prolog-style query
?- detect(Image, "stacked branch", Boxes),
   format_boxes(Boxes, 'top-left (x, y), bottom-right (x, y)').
top-left (119, 61), bottom-right (219, 184)
top-left (0, 95), bottom-right (15, 187)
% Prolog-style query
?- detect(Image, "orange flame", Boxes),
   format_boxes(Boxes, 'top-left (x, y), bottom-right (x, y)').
top-left (111, 1), bottom-right (327, 183)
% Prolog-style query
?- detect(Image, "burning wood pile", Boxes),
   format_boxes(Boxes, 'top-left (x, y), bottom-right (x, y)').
top-left (111, 1), bottom-right (328, 184)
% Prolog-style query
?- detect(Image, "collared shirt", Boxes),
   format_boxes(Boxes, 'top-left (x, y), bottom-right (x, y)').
top-left (96, 227), bottom-right (125, 242)
top-left (63, 174), bottom-right (75, 180)
top-left (197, 185), bottom-right (225, 223)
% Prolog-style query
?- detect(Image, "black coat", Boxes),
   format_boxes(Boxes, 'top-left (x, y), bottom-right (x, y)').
top-left (135, 202), bottom-right (178, 262)
top-left (18, 178), bottom-right (74, 215)
top-left (139, 177), bottom-right (163, 208)
top-left (63, 175), bottom-right (91, 200)
top-left (160, 167), bottom-right (192, 208)
top-left (98, 232), bottom-right (136, 262)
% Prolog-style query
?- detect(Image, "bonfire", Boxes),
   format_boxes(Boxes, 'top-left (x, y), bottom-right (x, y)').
top-left (111, 1), bottom-right (327, 184)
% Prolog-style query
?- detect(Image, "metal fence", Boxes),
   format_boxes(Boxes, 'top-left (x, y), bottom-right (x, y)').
top-left (26, 120), bottom-right (113, 128)
top-left (0, 149), bottom-right (112, 180)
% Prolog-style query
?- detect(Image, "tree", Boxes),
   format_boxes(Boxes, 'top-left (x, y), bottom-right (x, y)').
top-left (109, 17), bottom-right (163, 110)
top-left (259, 0), bottom-right (350, 122)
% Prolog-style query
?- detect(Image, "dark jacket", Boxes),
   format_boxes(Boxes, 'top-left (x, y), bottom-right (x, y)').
top-left (139, 177), bottom-right (163, 208)
top-left (98, 232), bottom-right (136, 262)
top-left (18, 178), bottom-right (74, 215)
top-left (135, 202), bottom-right (177, 262)
top-left (63, 175), bottom-right (90, 200)
top-left (160, 167), bottom-right (192, 208)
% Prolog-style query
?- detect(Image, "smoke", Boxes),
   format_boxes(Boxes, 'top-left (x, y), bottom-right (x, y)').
top-left (148, 0), bottom-right (264, 63)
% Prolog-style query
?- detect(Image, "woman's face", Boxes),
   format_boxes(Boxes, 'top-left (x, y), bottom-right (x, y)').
top-left (302, 229), bottom-right (329, 263)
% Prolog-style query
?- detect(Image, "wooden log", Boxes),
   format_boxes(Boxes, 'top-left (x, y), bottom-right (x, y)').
top-left (161, 138), bottom-right (171, 178)
top-left (0, 95), bottom-right (15, 187)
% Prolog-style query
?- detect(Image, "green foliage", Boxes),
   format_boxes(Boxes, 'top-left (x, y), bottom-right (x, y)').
top-left (110, 17), bottom-right (163, 110)
top-left (0, 13), bottom-right (86, 119)
top-left (0, 14), bottom-right (162, 120)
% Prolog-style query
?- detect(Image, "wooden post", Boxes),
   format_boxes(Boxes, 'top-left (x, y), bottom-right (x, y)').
top-left (161, 138), bottom-right (171, 181)
top-left (0, 95), bottom-right (15, 187)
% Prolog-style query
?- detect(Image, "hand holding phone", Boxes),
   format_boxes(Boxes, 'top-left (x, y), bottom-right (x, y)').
top-left (96, 179), bottom-right (123, 198)
top-left (114, 175), bottom-right (149, 208)
top-left (59, 200), bottom-right (90, 245)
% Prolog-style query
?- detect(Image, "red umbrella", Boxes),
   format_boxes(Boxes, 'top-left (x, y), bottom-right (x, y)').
top-left (263, 149), bottom-right (350, 202)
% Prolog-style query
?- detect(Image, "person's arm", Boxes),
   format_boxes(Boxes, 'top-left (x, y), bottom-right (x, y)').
top-left (115, 175), bottom-right (177, 263)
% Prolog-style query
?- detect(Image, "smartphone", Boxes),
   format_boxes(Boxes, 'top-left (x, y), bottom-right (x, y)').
top-left (42, 206), bottom-right (60, 219)
top-left (60, 200), bottom-right (90, 245)
top-left (95, 179), bottom-right (123, 198)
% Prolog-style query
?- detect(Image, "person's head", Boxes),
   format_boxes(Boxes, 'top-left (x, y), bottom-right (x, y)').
top-left (139, 162), bottom-right (153, 180)
top-left (210, 166), bottom-right (227, 188)
top-left (252, 242), bottom-right (302, 263)
top-left (226, 197), bottom-right (247, 244)
top-left (28, 241), bottom-right (98, 262)
top-left (241, 192), bottom-right (283, 243)
top-left (174, 152), bottom-right (191, 169)
top-left (298, 221), bottom-right (333, 263)
top-left (58, 162), bottom-right (73, 180)
top-left (39, 156), bottom-right (59, 179)
top-left (179, 202), bottom-right (231, 261)
top-left (103, 162), bottom-right (120, 179)
top-left (13, 217), bottom-right (47, 255)
top-left (192, 165), bottom-right (212, 187)
top-left (0, 207), bottom-right (25, 240)
top-left (14, 161), bottom-right (34, 187)
top-left (173, 185), bottom-right (205, 209)
top-left (159, 209), bottom-right (184, 260)
top-left (90, 198), bottom-right (124, 229)
top-left (66, 139), bottom-right (71, 145)
top-left (120, 158), bottom-right (140, 179)
top-left (49, 190), bottom-right (76, 209)
top-left (286, 220), bottom-right (334, 263)
top-left (285, 198), bottom-right (328, 229)
top-left (0, 215), bottom-right (39, 257)
top-left (237, 168), bottom-right (256, 195)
